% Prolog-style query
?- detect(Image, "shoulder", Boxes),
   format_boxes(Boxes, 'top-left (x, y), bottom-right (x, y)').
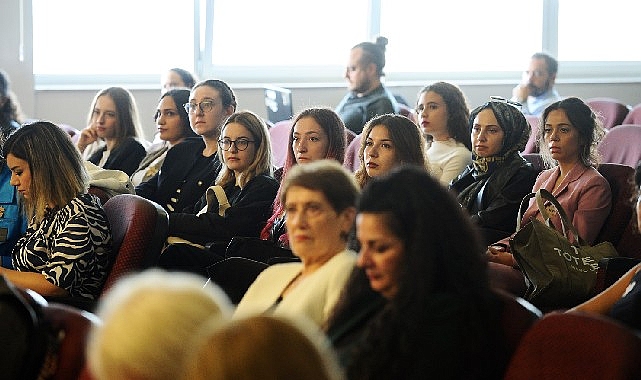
top-left (256, 262), bottom-right (302, 282)
top-left (246, 173), bottom-right (279, 190)
top-left (170, 137), bottom-right (205, 153)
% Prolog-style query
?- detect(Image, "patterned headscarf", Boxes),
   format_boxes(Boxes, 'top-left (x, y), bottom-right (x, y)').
top-left (469, 100), bottom-right (530, 177)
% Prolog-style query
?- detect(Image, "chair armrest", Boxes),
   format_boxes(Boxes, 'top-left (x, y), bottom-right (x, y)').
top-left (594, 257), bottom-right (641, 294)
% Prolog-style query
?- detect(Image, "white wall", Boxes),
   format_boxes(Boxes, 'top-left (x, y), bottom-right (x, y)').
top-left (2, 0), bottom-right (640, 142)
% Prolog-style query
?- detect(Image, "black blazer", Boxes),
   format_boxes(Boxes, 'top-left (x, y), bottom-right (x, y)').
top-left (88, 137), bottom-right (146, 176)
top-left (168, 173), bottom-right (279, 246)
top-left (135, 137), bottom-right (222, 213)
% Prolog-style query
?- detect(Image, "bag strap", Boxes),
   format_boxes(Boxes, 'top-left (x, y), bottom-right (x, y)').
top-left (515, 192), bottom-right (536, 231)
top-left (197, 185), bottom-right (231, 217)
top-left (534, 189), bottom-right (586, 245)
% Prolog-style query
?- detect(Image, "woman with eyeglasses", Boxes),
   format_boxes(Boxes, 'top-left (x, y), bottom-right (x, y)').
top-left (76, 87), bottom-right (147, 176)
top-left (158, 110), bottom-right (279, 277)
top-left (487, 97), bottom-right (611, 295)
top-left (415, 82), bottom-right (472, 185)
top-left (135, 79), bottom-right (236, 213)
top-left (449, 99), bottom-right (539, 246)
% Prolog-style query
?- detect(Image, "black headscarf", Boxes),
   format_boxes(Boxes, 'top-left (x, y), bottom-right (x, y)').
top-left (455, 101), bottom-right (531, 211)
top-left (469, 101), bottom-right (530, 177)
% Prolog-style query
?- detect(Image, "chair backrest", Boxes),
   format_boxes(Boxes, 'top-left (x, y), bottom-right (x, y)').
top-left (521, 153), bottom-right (545, 173)
top-left (504, 311), bottom-right (641, 379)
top-left (344, 127), bottom-right (357, 148)
top-left (269, 119), bottom-right (293, 168)
top-left (597, 124), bottom-right (641, 167)
top-left (595, 163), bottom-right (635, 247)
top-left (586, 97), bottom-right (630, 130)
top-left (397, 103), bottom-right (417, 123)
top-left (100, 194), bottom-right (168, 294)
top-left (45, 303), bottom-right (100, 380)
top-left (343, 133), bottom-right (362, 172)
top-left (494, 289), bottom-right (542, 358)
top-left (622, 103), bottom-right (641, 125)
top-left (522, 114), bottom-right (541, 153)
top-left (206, 257), bottom-right (269, 304)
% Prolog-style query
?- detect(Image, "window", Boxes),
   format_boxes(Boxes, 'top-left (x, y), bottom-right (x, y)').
top-left (32, 0), bottom-right (194, 88)
top-left (200, 0), bottom-right (369, 83)
top-left (379, 1), bottom-right (543, 74)
top-left (31, 0), bottom-right (641, 87)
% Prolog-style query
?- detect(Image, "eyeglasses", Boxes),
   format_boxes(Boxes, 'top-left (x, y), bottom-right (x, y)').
top-left (184, 100), bottom-right (218, 114)
top-left (489, 96), bottom-right (522, 108)
top-left (218, 137), bottom-right (255, 151)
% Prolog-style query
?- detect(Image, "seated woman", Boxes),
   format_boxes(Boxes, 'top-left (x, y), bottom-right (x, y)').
top-left (450, 98), bottom-right (539, 245)
top-left (325, 166), bottom-right (510, 379)
top-left (0, 121), bottom-right (112, 299)
top-left (354, 114), bottom-right (427, 188)
top-left (182, 315), bottom-right (343, 380)
top-left (76, 87), bottom-right (147, 176)
top-left (234, 160), bottom-right (359, 327)
top-left (261, 107), bottom-right (346, 248)
top-left (570, 161), bottom-right (641, 330)
top-left (488, 97), bottom-right (612, 270)
top-left (130, 88), bottom-right (197, 186)
top-left (415, 82), bottom-right (472, 184)
top-left (135, 79), bottom-right (236, 213)
top-left (157, 110), bottom-right (278, 277)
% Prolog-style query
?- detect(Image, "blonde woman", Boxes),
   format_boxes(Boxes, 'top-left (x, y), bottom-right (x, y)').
top-left (158, 111), bottom-right (279, 276)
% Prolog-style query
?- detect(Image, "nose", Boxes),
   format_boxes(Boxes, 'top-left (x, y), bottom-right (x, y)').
top-left (356, 248), bottom-right (370, 268)
top-left (296, 139), bottom-right (307, 152)
top-left (476, 129), bottom-right (487, 141)
top-left (549, 129), bottom-right (560, 141)
top-left (9, 173), bottom-right (18, 187)
top-left (287, 210), bottom-right (308, 230)
top-left (229, 142), bottom-right (239, 153)
top-left (366, 146), bottom-right (378, 158)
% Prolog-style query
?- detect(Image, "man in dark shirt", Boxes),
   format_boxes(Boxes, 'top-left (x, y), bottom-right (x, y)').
top-left (335, 37), bottom-right (399, 134)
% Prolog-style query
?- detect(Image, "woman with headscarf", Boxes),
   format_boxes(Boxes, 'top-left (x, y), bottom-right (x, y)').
top-left (450, 98), bottom-right (539, 246)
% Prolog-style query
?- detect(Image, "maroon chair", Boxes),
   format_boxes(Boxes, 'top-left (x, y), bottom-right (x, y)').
top-left (586, 97), bottom-right (630, 130)
top-left (100, 194), bottom-right (168, 294)
top-left (595, 163), bottom-right (636, 247)
top-left (504, 311), bottom-right (641, 379)
top-left (269, 119), bottom-right (293, 168)
top-left (494, 289), bottom-right (541, 358)
top-left (343, 133), bottom-right (362, 172)
top-left (622, 103), bottom-right (641, 125)
top-left (597, 124), bottom-right (641, 167)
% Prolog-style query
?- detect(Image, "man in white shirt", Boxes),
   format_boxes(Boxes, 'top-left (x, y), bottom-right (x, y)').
top-left (511, 52), bottom-right (561, 116)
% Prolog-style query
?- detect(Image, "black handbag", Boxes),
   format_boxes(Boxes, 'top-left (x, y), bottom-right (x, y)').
top-left (224, 236), bottom-right (296, 264)
top-left (510, 189), bottom-right (618, 308)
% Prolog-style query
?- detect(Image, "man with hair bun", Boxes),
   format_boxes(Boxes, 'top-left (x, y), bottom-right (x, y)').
top-left (336, 36), bottom-right (400, 134)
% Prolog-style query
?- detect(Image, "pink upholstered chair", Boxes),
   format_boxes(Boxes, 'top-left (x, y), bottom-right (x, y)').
top-left (522, 114), bottom-right (540, 153)
top-left (268, 120), bottom-right (293, 168)
top-left (343, 133), bottom-right (362, 172)
top-left (622, 103), bottom-right (641, 125)
top-left (586, 97), bottom-right (630, 130)
top-left (597, 124), bottom-right (641, 167)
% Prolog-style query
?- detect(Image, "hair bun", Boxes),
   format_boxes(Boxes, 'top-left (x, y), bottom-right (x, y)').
top-left (375, 36), bottom-right (388, 49)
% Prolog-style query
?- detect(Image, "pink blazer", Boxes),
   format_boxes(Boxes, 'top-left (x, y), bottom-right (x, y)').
top-left (498, 164), bottom-right (612, 248)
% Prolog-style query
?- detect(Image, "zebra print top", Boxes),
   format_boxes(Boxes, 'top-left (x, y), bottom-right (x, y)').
top-left (13, 193), bottom-right (113, 299)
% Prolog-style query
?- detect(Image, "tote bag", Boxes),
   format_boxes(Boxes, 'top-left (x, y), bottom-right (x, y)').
top-left (510, 189), bottom-right (618, 308)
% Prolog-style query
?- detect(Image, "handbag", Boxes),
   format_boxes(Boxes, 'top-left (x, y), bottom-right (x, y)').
top-left (166, 185), bottom-right (230, 250)
top-left (510, 189), bottom-right (618, 308)
top-left (225, 236), bottom-right (296, 264)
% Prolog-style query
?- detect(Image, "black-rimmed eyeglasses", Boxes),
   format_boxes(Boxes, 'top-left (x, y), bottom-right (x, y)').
top-left (218, 138), bottom-right (255, 151)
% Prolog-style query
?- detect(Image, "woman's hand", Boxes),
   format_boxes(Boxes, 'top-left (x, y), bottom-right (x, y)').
top-left (76, 125), bottom-right (99, 153)
top-left (486, 245), bottom-right (517, 266)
